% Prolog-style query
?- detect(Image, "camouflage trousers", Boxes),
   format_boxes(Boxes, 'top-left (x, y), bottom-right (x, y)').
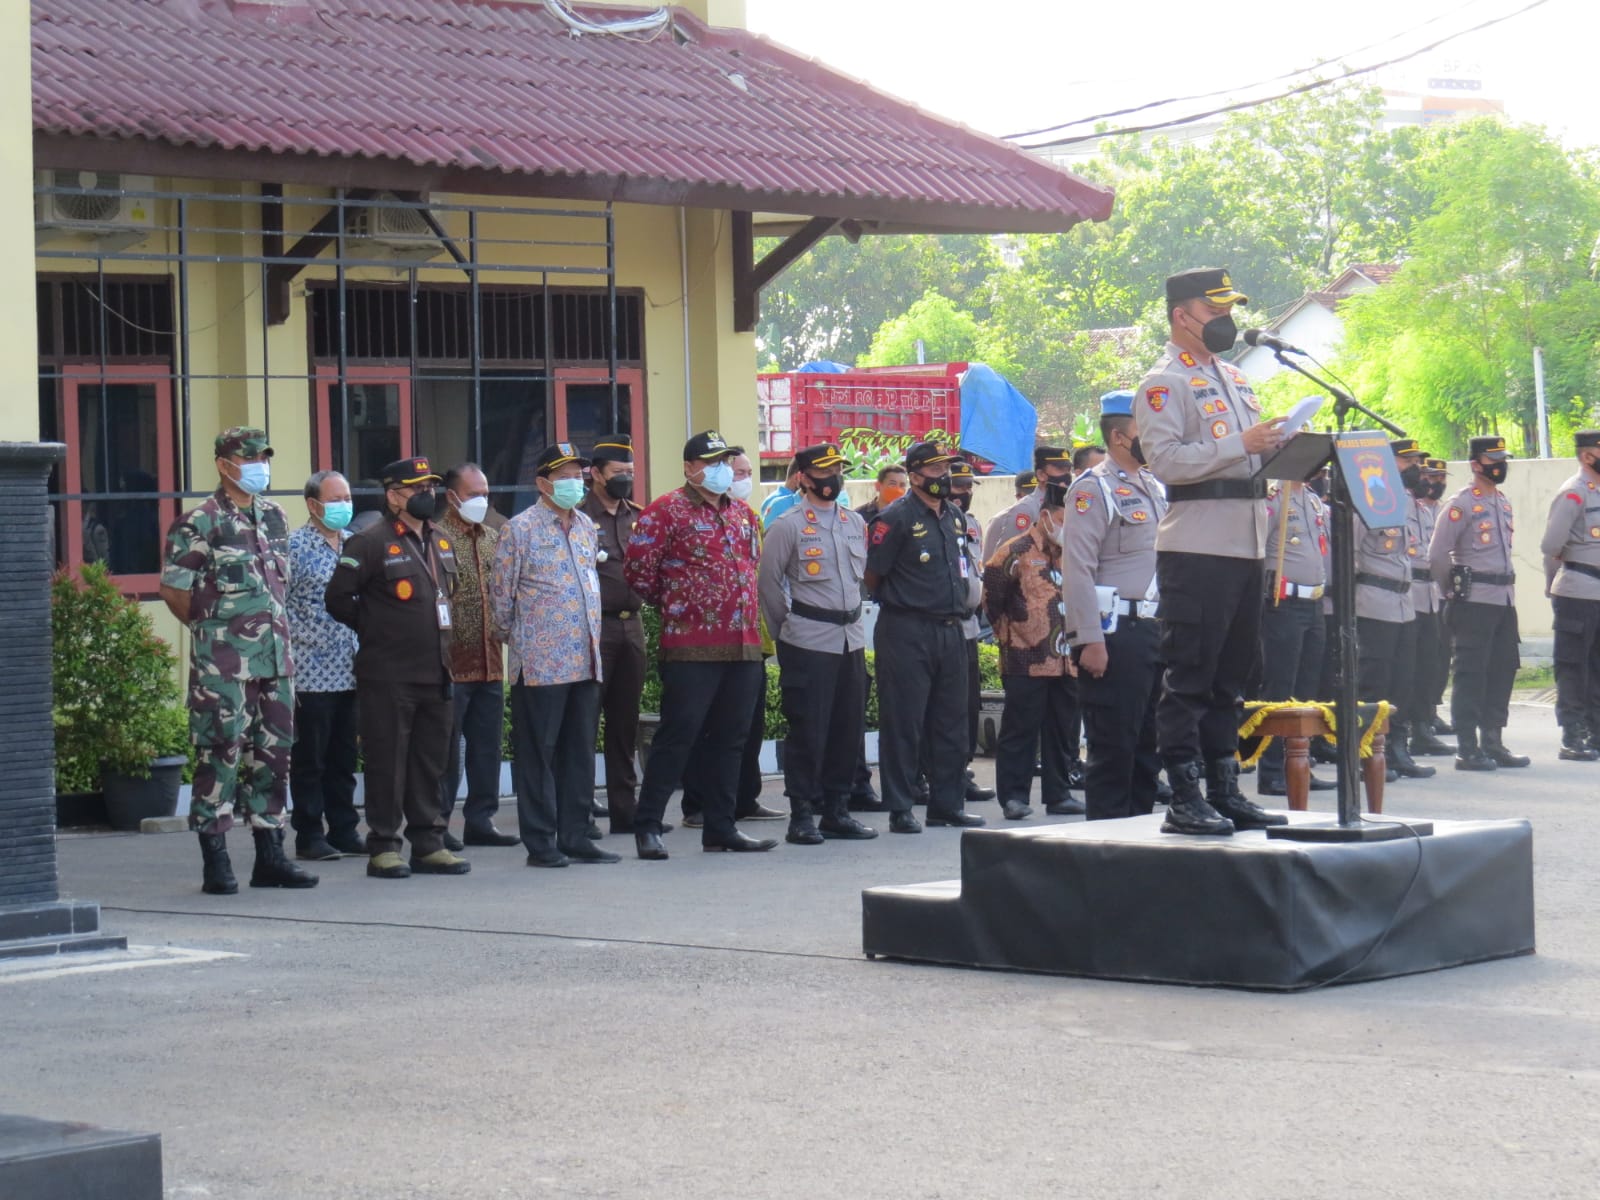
top-left (187, 673), bottom-right (295, 834)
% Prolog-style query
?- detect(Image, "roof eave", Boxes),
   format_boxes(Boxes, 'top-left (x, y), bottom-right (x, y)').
top-left (34, 133), bottom-right (1108, 236)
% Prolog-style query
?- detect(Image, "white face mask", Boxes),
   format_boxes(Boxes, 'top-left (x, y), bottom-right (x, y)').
top-left (456, 495), bottom-right (490, 525)
top-left (728, 476), bottom-right (754, 503)
top-left (699, 460), bottom-right (734, 495)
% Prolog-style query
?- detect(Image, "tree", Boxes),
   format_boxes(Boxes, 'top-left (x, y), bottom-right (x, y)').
top-left (858, 290), bottom-right (988, 368)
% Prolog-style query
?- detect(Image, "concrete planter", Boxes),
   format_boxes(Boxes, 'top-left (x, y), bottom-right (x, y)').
top-left (102, 757), bottom-right (186, 831)
top-left (977, 690), bottom-right (1006, 757)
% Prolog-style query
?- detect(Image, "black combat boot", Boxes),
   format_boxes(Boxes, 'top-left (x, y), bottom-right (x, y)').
top-left (1159, 759), bottom-right (1234, 836)
top-left (1410, 722), bottom-right (1454, 757)
top-left (1389, 726), bottom-right (1437, 779)
top-left (198, 832), bottom-right (237, 895)
top-left (785, 801), bottom-right (824, 846)
top-left (250, 827), bottom-right (320, 888)
top-left (1559, 725), bottom-right (1600, 762)
top-left (1204, 758), bottom-right (1288, 828)
top-left (1454, 728), bottom-right (1497, 772)
top-left (1482, 729), bottom-right (1530, 769)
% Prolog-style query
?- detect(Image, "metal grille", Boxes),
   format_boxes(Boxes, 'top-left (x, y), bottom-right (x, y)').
top-left (38, 277), bottom-right (175, 360)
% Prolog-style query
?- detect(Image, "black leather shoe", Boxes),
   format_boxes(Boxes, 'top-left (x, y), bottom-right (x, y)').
top-left (442, 831), bottom-right (465, 852)
top-left (847, 791), bottom-right (888, 813)
top-left (1001, 798), bottom-right (1032, 820)
top-left (1432, 716), bottom-right (1456, 735)
top-left (463, 825), bottom-right (520, 847)
top-left (736, 802), bottom-right (787, 821)
top-left (1308, 774), bottom-right (1336, 791)
top-left (786, 818), bottom-right (825, 845)
top-left (635, 832), bottom-right (669, 860)
top-left (682, 813), bottom-right (704, 829)
top-left (964, 782), bottom-right (997, 803)
top-left (1410, 729), bottom-right (1454, 756)
top-left (704, 831), bottom-right (779, 852)
top-left (1455, 751), bottom-right (1497, 771)
top-left (526, 848), bottom-right (571, 868)
top-left (590, 798), bottom-right (608, 819)
top-left (889, 811), bottom-right (922, 834)
top-left (926, 809), bottom-right (985, 828)
top-left (1482, 730), bottom-right (1529, 768)
top-left (1385, 767), bottom-right (1399, 783)
top-left (1393, 758), bottom-right (1437, 779)
top-left (326, 831), bottom-right (367, 856)
top-left (1203, 759), bottom-right (1286, 829)
top-left (1044, 796), bottom-right (1086, 816)
top-left (1559, 742), bottom-right (1600, 762)
top-left (295, 835), bottom-right (341, 862)
top-left (1309, 738), bottom-right (1339, 765)
top-left (1256, 777), bottom-right (1288, 797)
top-left (585, 820), bottom-right (604, 840)
top-left (560, 841), bottom-right (620, 864)
top-left (1161, 797), bottom-right (1234, 835)
top-left (819, 813), bottom-right (878, 839)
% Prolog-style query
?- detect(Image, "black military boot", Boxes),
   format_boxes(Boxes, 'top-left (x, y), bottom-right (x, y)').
top-left (1559, 725), bottom-right (1600, 762)
top-left (1204, 758), bottom-right (1288, 828)
top-left (250, 827), bottom-right (320, 888)
top-left (1454, 728), bottom-right (1497, 772)
top-left (198, 832), bottom-right (237, 895)
top-left (1389, 726), bottom-right (1437, 779)
top-left (785, 803), bottom-right (824, 845)
top-left (1482, 729), bottom-right (1530, 769)
top-left (1159, 759), bottom-right (1234, 836)
top-left (1410, 722), bottom-right (1454, 757)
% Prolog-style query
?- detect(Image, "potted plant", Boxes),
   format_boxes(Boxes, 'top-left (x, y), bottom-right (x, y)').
top-left (52, 562), bottom-right (192, 829)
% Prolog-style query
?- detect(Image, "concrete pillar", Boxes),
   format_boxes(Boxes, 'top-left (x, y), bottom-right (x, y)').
top-left (0, 0), bottom-right (39, 440)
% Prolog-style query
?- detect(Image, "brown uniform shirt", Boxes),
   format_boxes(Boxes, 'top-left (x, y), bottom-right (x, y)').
top-left (325, 514), bottom-right (459, 682)
top-left (579, 489), bottom-right (646, 615)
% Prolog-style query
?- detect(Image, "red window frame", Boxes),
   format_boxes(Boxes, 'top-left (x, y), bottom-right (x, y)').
top-left (553, 367), bottom-right (648, 495)
top-left (311, 365), bottom-right (414, 475)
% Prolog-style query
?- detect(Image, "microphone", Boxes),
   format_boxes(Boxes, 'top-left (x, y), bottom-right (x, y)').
top-left (1242, 328), bottom-right (1306, 356)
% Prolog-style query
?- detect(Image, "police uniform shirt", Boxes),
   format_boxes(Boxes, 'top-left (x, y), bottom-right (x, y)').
top-left (1409, 497), bottom-right (1441, 614)
top-left (1540, 471), bottom-right (1600, 601)
top-left (983, 492), bottom-right (1042, 560)
top-left (758, 500), bottom-right (868, 652)
top-left (866, 496), bottom-right (969, 617)
top-left (1429, 482), bottom-right (1516, 607)
top-left (1134, 340), bottom-right (1267, 559)
top-left (959, 509), bottom-right (985, 640)
top-left (1060, 458), bottom-right (1165, 646)
top-left (1356, 494), bottom-right (1417, 623)
top-left (325, 515), bottom-right (460, 681)
top-left (1264, 484), bottom-right (1328, 590)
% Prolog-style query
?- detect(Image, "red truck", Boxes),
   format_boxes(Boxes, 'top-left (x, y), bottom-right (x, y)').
top-left (756, 363), bottom-right (966, 473)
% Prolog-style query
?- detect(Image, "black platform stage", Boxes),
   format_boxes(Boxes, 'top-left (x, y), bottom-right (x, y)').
top-left (862, 812), bottom-right (1533, 990)
top-left (0, 1114), bottom-right (162, 1199)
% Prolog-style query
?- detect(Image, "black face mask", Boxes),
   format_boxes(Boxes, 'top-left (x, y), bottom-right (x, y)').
top-left (1043, 481), bottom-right (1070, 509)
top-left (404, 489), bottom-right (438, 521)
top-left (915, 471), bottom-right (951, 499)
top-left (1481, 461), bottom-right (1508, 485)
top-left (1401, 463), bottom-right (1424, 491)
top-left (807, 473), bottom-right (844, 502)
top-left (1307, 474), bottom-right (1330, 498)
top-left (603, 473), bottom-right (635, 501)
top-left (1127, 437), bottom-right (1146, 466)
top-left (1198, 313), bottom-right (1238, 354)
top-left (950, 489), bottom-right (972, 512)
top-left (1427, 480), bottom-right (1446, 501)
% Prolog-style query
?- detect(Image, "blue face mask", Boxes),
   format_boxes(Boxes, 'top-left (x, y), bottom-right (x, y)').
top-left (235, 461), bottom-right (270, 496)
top-left (549, 477), bottom-right (586, 510)
top-left (700, 461), bottom-right (734, 495)
top-left (320, 500), bottom-right (354, 530)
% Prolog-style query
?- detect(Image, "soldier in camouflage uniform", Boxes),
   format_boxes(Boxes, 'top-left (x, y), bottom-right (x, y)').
top-left (159, 426), bottom-right (318, 895)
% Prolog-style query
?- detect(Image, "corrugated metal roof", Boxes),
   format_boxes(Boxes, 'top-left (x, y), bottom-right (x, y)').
top-left (31, 0), bottom-right (1114, 233)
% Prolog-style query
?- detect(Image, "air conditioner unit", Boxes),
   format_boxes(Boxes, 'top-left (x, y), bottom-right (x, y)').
top-left (346, 201), bottom-right (441, 255)
top-left (36, 171), bottom-right (155, 233)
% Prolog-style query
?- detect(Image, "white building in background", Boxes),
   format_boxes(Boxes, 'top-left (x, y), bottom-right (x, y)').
top-left (1235, 263), bottom-right (1398, 381)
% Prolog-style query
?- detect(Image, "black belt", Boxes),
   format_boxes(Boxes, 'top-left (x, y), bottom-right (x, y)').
top-left (1563, 561), bottom-right (1600, 582)
top-left (1411, 568), bottom-right (1433, 582)
top-left (1356, 571), bottom-right (1411, 594)
top-left (1472, 571), bottom-right (1516, 586)
top-left (1166, 478), bottom-right (1267, 503)
top-left (790, 600), bottom-right (862, 626)
top-left (603, 609), bottom-right (640, 620)
top-left (879, 606), bottom-right (963, 626)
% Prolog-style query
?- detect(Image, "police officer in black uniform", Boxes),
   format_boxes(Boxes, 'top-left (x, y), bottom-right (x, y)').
top-left (325, 455), bottom-right (469, 879)
top-left (865, 442), bottom-right (985, 833)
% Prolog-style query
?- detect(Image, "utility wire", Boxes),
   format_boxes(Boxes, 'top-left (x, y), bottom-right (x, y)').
top-left (1006, 0), bottom-right (1493, 141)
top-left (1018, 0), bottom-right (1551, 150)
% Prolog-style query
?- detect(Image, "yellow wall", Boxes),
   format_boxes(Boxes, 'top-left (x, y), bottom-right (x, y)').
top-left (0, 0), bottom-right (38, 439)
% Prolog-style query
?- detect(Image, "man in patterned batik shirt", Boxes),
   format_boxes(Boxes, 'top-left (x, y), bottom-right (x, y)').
top-left (487, 443), bottom-right (615, 867)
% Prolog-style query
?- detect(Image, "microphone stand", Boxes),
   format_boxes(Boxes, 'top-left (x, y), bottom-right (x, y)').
top-left (1264, 350), bottom-right (1426, 841)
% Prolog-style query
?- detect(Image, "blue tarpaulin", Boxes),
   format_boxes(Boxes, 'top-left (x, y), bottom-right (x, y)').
top-left (797, 360), bottom-right (851, 373)
top-left (958, 363), bottom-right (1037, 475)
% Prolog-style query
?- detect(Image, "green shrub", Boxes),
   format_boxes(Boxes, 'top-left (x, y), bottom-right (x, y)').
top-left (52, 563), bottom-right (189, 792)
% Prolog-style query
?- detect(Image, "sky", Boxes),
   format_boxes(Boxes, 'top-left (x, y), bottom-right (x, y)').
top-left (744, 0), bottom-right (1596, 152)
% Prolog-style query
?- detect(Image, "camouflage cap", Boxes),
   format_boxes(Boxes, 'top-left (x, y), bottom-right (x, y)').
top-left (215, 426), bottom-right (273, 459)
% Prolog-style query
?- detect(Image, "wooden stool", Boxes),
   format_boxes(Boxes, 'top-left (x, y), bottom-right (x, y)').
top-left (1246, 705), bottom-right (1388, 814)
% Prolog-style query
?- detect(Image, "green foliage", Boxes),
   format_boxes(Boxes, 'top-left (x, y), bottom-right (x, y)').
top-left (52, 563), bottom-right (189, 792)
top-left (859, 290), bottom-right (986, 369)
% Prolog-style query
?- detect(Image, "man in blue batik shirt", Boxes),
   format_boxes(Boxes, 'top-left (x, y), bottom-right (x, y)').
top-left (286, 470), bottom-right (364, 860)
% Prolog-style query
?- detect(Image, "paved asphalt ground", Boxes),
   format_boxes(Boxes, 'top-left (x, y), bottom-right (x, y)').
top-left (6, 701), bottom-right (1599, 1199)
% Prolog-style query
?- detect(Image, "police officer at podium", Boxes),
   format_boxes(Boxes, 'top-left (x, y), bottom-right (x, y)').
top-left (1429, 435), bottom-right (1530, 771)
top-left (1540, 429), bottom-right (1600, 761)
top-left (1135, 267), bottom-right (1288, 835)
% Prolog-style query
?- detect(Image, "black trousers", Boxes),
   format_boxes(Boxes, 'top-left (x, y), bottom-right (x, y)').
top-left (1357, 616), bottom-right (1417, 727)
top-left (851, 664), bottom-right (876, 798)
top-left (1447, 601), bottom-right (1520, 735)
top-left (1552, 594), bottom-right (1600, 732)
top-left (442, 679), bottom-right (505, 831)
top-left (510, 679), bottom-right (600, 854)
top-left (681, 669), bottom-right (768, 820)
top-left (358, 676), bottom-right (451, 858)
top-left (289, 689), bottom-right (361, 843)
top-left (1077, 617), bottom-right (1163, 819)
top-left (996, 673), bottom-right (1073, 809)
top-left (637, 660), bottom-right (763, 840)
top-left (598, 615), bottom-right (647, 823)
top-left (1155, 552), bottom-right (1263, 764)
top-left (1256, 597), bottom-right (1326, 782)
top-left (875, 611), bottom-right (968, 814)
top-left (1412, 609), bottom-right (1444, 723)
top-left (1428, 606), bottom-right (1452, 711)
top-left (777, 642), bottom-right (867, 820)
